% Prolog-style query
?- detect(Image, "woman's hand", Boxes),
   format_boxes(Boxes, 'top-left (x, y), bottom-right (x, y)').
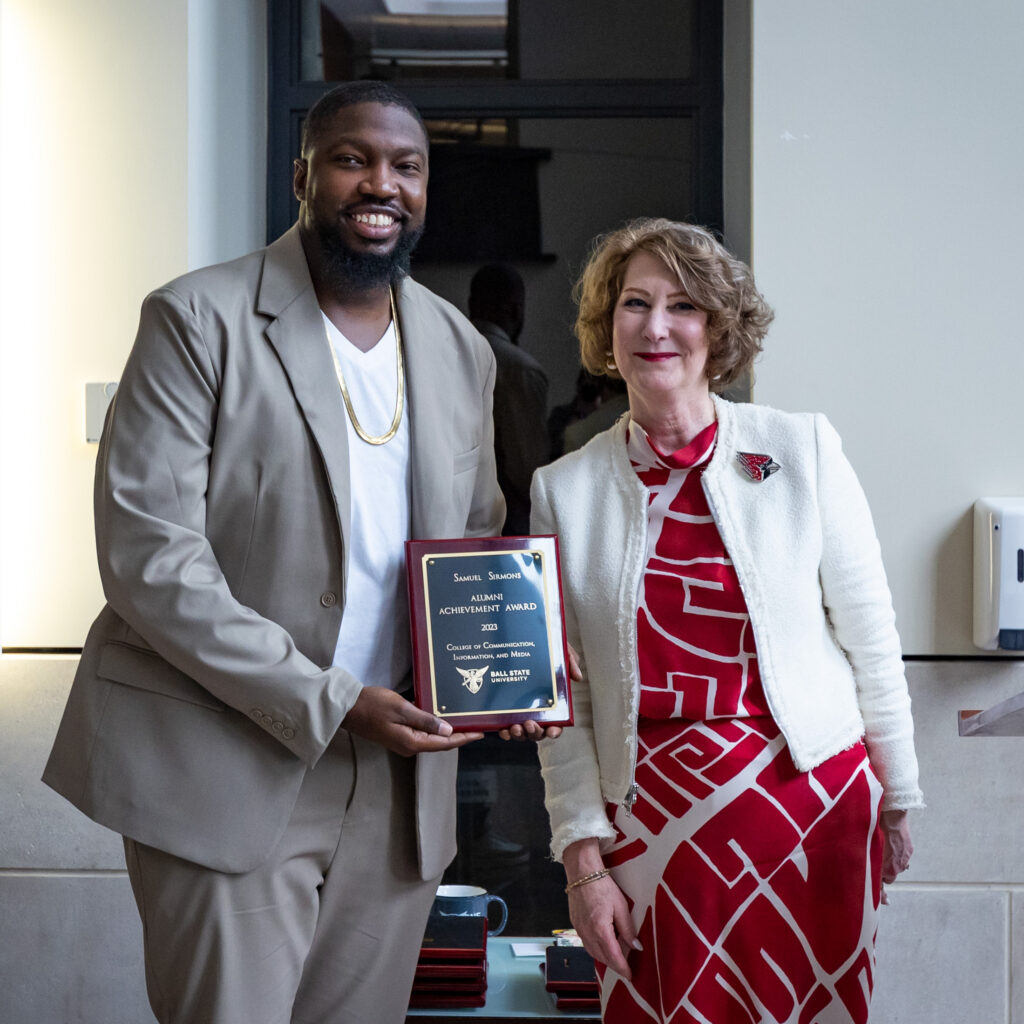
top-left (497, 644), bottom-right (582, 741)
top-left (568, 875), bottom-right (638, 980)
top-left (880, 809), bottom-right (913, 902)
top-left (566, 642), bottom-right (583, 682)
top-left (562, 838), bottom-right (639, 979)
top-left (497, 720), bottom-right (563, 741)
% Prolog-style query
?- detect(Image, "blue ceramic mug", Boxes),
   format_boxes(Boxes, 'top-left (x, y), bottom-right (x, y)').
top-left (430, 884), bottom-right (508, 936)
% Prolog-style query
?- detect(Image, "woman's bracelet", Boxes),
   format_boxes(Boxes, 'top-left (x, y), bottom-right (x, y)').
top-left (565, 868), bottom-right (611, 893)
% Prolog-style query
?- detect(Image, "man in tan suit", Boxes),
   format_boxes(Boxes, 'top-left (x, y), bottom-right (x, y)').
top-left (43, 81), bottom-right (504, 1024)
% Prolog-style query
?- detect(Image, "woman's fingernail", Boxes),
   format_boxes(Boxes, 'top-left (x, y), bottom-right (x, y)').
top-left (632, 939), bottom-right (644, 951)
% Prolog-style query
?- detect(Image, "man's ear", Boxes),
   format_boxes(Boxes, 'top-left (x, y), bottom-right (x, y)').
top-left (293, 158), bottom-right (308, 203)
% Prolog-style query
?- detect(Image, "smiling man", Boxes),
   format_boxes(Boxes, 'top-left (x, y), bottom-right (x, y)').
top-left (42, 81), bottom-right (505, 1024)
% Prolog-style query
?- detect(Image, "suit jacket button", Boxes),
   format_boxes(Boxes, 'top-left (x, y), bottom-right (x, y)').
top-left (282, 728), bottom-right (295, 740)
top-left (251, 708), bottom-right (264, 720)
top-left (320, 592), bottom-right (337, 607)
top-left (272, 721), bottom-right (284, 732)
top-left (261, 715), bottom-right (274, 727)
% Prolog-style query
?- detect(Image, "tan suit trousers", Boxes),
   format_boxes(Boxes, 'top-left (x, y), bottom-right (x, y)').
top-left (124, 732), bottom-right (441, 1024)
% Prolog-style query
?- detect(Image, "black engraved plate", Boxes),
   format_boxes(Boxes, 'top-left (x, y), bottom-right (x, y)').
top-left (406, 536), bottom-right (573, 731)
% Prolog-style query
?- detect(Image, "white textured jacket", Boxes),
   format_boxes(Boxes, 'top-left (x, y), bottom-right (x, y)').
top-left (532, 395), bottom-right (924, 861)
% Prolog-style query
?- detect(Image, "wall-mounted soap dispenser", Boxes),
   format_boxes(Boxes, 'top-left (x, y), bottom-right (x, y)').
top-left (974, 497), bottom-right (1024, 650)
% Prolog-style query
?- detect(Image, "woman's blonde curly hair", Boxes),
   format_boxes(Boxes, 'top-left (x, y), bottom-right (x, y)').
top-left (575, 218), bottom-right (774, 391)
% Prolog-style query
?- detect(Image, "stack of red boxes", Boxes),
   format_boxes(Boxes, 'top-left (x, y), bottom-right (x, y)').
top-left (544, 944), bottom-right (600, 1011)
top-left (409, 914), bottom-right (488, 1009)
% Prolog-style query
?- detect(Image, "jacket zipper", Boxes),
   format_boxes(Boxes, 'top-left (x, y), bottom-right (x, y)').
top-left (623, 781), bottom-right (639, 815)
top-left (623, 464), bottom-right (647, 818)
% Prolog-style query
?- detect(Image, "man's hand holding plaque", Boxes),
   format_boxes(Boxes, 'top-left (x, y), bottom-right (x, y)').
top-left (405, 536), bottom-right (574, 733)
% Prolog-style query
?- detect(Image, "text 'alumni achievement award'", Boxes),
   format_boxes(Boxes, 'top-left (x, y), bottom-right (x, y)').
top-left (405, 535), bottom-right (573, 731)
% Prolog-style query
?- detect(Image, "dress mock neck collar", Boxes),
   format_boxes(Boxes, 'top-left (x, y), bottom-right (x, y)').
top-left (626, 417), bottom-right (718, 471)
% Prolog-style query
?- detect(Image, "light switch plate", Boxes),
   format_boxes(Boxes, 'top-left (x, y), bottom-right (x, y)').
top-left (85, 382), bottom-right (118, 442)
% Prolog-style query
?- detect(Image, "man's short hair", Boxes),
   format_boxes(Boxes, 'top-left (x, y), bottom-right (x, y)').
top-left (469, 263), bottom-right (525, 311)
top-left (301, 81), bottom-right (428, 157)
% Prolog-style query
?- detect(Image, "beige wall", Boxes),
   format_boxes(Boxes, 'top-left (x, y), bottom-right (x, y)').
top-left (748, 0), bottom-right (1024, 656)
top-left (747, 5), bottom-right (1024, 1021)
top-left (0, 0), bottom-right (188, 647)
top-left (0, 0), bottom-right (263, 1017)
top-left (0, 0), bottom-right (266, 649)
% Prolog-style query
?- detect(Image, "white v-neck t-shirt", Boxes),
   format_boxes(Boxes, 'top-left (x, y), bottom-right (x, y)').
top-left (322, 313), bottom-right (412, 689)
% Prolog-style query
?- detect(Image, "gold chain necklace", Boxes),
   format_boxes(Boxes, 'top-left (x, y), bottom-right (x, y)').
top-left (324, 286), bottom-right (405, 446)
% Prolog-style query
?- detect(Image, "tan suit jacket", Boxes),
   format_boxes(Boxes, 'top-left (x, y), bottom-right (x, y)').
top-left (43, 226), bottom-right (505, 876)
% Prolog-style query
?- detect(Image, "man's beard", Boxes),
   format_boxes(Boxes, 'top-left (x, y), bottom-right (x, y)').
top-left (318, 221), bottom-right (424, 290)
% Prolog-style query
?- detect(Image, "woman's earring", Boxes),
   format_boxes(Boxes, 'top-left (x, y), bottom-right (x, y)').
top-left (605, 353), bottom-right (617, 372)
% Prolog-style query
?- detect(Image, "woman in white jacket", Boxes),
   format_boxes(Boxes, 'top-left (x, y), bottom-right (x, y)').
top-left (531, 219), bottom-right (922, 1024)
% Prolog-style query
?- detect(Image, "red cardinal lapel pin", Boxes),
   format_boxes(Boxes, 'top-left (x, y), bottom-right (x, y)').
top-left (737, 452), bottom-right (781, 482)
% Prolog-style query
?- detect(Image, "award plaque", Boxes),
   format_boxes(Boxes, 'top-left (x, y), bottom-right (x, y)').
top-left (405, 535), bottom-right (573, 731)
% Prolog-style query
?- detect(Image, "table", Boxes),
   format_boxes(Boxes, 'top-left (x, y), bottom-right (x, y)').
top-left (406, 936), bottom-right (600, 1022)
top-left (959, 691), bottom-right (1024, 736)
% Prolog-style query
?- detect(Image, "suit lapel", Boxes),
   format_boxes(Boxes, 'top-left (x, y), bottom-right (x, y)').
top-left (258, 227), bottom-right (353, 559)
top-left (256, 239), bottom-right (457, 553)
top-left (398, 279), bottom-right (456, 540)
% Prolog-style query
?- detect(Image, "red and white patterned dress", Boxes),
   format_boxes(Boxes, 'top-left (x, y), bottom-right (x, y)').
top-left (598, 421), bottom-right (883, 1024)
